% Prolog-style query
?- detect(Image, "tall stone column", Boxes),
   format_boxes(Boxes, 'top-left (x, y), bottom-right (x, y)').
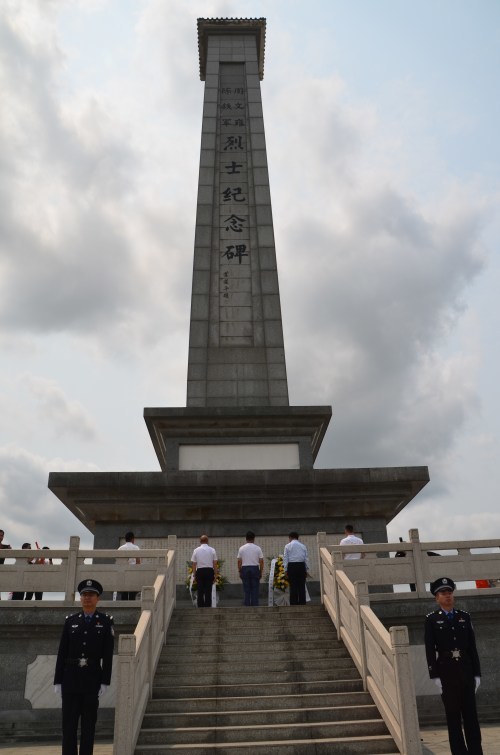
top-left (188, 18), bottom-right (288, 408)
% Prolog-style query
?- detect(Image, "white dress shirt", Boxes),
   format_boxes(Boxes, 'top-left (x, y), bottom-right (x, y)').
top-left (237, 542), bottom-right (264, 566)
top-left (339, 534), bottom-right (364, 559)
top-left (191, 543), bottom-right (217, 569)
top-left (283, 539), bottom-right (310, 571)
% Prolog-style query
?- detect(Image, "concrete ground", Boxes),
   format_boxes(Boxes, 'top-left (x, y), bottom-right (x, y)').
top-left (0, 726), bottom-right (499, 754)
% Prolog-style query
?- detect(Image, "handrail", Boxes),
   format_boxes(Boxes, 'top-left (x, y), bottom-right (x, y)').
top-left (317, 529), bottom-right (500, 599)
top-left (318, 542), bottom-right (421, 755)
top-left (113, 544), bottom-right (177, 755)
top-left (0, 536), bottom-right (173, 603)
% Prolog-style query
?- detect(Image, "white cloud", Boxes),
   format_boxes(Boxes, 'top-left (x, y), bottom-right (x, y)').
top-left (0, 444), bottom-right (98, 549)
top-left (19, 374), bottom-right (99, 441)
top-left (0, 1), bottom-right (498, 547)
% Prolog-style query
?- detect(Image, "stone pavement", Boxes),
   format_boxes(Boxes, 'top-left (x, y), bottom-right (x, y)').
top-left (0, 725), bottom-right (499, 754)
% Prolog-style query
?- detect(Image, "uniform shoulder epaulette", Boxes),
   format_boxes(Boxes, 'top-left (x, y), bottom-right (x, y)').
top-left (425, 610), bottom-right (436, 617)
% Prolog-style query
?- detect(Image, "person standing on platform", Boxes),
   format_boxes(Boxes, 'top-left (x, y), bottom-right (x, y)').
top-left (191, 535), bottom-right (218, 608)
top-left (424, 577), bottom-right (483, 755)
top-left (54, 579), bottom-right (114, 755)
top-left (0, 529), bottom-right (12, 564)
top-left (12, 543), bottom-right (35, 600)
top-left (339, 524), bottom-right (364, 559)
top-left (283, 532), bottom-right (310, 605)
top-left (237, 531), bottom-right (264, 606)
top-left (117, 531), bottom-right (141, 600)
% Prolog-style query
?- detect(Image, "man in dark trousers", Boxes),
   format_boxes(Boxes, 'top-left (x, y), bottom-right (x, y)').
top-left (283, 532), bottom-right (310, 605)
top-left (191, 535), bottom-right (218, 608)
top-left (54, 579), bottom-right (114, 755)
top-left (424, 577), bottom-right (483, 755)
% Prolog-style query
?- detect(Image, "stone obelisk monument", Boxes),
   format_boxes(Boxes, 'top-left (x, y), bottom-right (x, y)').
top-left (188, 19), bottom-right (287, 409)
top-left (49, 19), bottom-right (429, 581)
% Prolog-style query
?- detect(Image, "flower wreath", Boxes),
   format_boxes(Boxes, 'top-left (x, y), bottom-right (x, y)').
top-left (268, 555), bottom-right (289, 592)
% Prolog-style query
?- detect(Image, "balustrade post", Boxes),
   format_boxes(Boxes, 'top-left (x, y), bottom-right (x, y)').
top-left (141, 587), bottom-right (155, 697)
top-left (167, 535), bottom-right (177, 610)
top-left (317, 532), bottom-right (327, 604)
top-left (354, 580), bottom-right (369, 690)
top-left (390, 625), bottom-right (421, 755)
top-left (409, 528), bottom-right (426, 596)
top-left (113, 634), bottom-right (137, 755)
top-left (64, 536), bottom-right (80, 604)
top-left (331, 547), bottom-right (343, 639)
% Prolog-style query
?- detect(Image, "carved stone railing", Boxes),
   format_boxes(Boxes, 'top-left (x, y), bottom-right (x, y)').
top-left (113, 546), bottom-right (176, 755)
top-left (318, 541), bottom-right (421, 755)
top-left (318, 528), bottom-right (500, 600)
top-left (0, 536), bottom-right (176, 603)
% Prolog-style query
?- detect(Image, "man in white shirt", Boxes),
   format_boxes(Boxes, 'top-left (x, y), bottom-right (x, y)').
top-left (191, 535), bottom-right (218, 608)
top-left (237, 531), bottom-right (264, 606)
top-left (117, 531), bottom-right (141, 600)
top-left (339, 525), bottom-right (364, 560)
top-left (283, 532), bottom-right (310, 605)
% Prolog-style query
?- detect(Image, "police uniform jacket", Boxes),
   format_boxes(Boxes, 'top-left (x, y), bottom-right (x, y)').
top-left (54, 611), bottom-right (114, 694)
top-left (424, 608), bottom-right (481, 679)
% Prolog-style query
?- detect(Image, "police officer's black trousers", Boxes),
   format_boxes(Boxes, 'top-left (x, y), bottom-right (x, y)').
top-left (62, 691), bottom-right (99, 755)
top-left (441, 665), bottom-right (483, 755)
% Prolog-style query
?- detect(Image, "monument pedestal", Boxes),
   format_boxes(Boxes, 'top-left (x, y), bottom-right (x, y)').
top-left (49, 403), bottom-right (429, 548)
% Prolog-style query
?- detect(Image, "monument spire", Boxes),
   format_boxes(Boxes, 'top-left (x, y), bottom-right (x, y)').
top-left (188, 18), bottom-right (288, 408)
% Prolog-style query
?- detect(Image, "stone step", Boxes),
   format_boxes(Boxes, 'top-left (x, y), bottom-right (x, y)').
top-left (152, 678), bottom-right (365, 699)
top-left (153, 667), bottom-right (361, 687)
top-left (159, 646), bottom-right (350, 663)
top-left (169, 606), bottom-right (326, 617)
top-left (145, 690), bottom-right (373, 714)
top-left (163, 637), bottom-right (344, 653)
top-left (164, 627), bottom-right (337, 642)
top-left (136, 718), bottom-right (391, 746)
top-left (141, 703), bottom-right (379, 729)
top-left (156, 657), bottom-right (355, 676)
top-left (166, 609), bottom-right (332, 626)
top-left (134, 735), bottom-right (398, 754)
top-left (134, 606), bottom-right (398, 754)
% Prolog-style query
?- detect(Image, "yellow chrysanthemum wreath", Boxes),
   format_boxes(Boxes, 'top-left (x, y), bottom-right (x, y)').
top-left (268, 555), bottom-right (289, 592)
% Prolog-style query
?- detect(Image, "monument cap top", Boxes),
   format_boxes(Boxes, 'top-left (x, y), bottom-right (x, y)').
top-left (430, 577), bottom-right (456, 595)
top-left (197, 18), bottom-right (266, 80)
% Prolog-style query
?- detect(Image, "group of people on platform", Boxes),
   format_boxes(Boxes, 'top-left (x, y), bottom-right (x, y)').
top-left (0, 530), bottom-right (52, 600)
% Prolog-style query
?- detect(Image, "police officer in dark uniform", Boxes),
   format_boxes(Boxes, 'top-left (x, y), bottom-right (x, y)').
top-left (424, 577), bottom-right (483, 755)
top-left (54, 579), bottom-right (114, 755)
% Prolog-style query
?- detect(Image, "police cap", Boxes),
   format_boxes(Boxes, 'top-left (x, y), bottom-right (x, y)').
top-left (430, 576), bottom-right (456, 595)
top-left (77, 579), bottom-right (103, 596)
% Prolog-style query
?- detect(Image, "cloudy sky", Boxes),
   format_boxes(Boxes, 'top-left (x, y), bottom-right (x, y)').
top-left (1, 0), bottom-right (499, 551)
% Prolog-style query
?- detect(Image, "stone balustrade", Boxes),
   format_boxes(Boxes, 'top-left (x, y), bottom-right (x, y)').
top-left (0, 535), bottom-right (177, 603)
top-left (318, 539), bottom-right (422, 754)
top-left (317, 528), bottom-right (500, 600)
top-left (113, 550), bottom-right (177, 755)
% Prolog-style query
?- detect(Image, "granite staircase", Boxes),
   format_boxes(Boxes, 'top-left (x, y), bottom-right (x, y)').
top-left (134, 604), bottom-right (398, 754)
